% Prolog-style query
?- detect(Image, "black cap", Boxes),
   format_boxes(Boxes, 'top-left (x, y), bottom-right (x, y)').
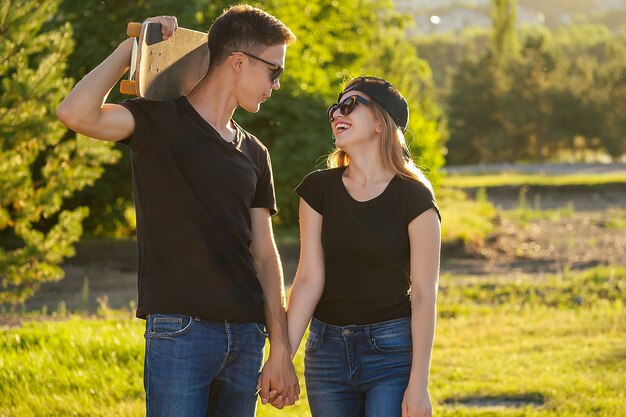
top-left (338, 76), bottom-right (409, 131)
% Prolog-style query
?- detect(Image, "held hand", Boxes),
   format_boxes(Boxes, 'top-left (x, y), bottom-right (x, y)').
top-left (256, 347), bottom-right (300, 408)
top-left (143, 15), bottom-right (178, 40)
top-left (401, 385), bottom-right (433, 417)
top-left (255, 382), bottom-right (278, 408)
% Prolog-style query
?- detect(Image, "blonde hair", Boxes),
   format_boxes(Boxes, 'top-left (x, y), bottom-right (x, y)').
top-left (327, 93), bottom-right (433, 193)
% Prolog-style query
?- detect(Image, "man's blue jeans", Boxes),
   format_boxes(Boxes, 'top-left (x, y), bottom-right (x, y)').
top-left (144, 314), bottom-right (267, 417)
top-left (304, 317), bottom-right (413, 417)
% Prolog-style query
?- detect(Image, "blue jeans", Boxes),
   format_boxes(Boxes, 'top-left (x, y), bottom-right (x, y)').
top-left (144, 314), bottom-right (267, 417)
top-left (304, 317), bottom-right (412, 417)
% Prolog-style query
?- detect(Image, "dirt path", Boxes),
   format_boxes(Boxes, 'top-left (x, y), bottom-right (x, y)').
top-left (443, 210), bottom-right (625, 277)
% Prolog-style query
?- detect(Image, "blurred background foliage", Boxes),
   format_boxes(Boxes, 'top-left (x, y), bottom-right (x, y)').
top-left (2, 0), bottom-right (625, 304)
top-left (51, 0), bottom-right (446, 230)
top-left (415, 1), bottom-right (626, 164)
top-left (45, 0), bottom-right (626, 234)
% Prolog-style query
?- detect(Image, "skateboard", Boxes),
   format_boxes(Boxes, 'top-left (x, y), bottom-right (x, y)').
top-left (120, 22), bottom-right (209, 101)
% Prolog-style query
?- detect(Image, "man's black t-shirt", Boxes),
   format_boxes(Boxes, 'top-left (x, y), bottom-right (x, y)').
top-left (295, 167), bottom-right (440, 326)
top-left (120, 96), bottom-right (276, 323)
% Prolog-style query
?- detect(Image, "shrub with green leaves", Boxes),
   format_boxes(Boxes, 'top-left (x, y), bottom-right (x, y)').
top-left (0, 0), bottom-right (120, 305)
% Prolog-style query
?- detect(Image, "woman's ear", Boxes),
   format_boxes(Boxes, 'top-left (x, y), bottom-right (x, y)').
top-left (375, 123), bottom-right (382, 134)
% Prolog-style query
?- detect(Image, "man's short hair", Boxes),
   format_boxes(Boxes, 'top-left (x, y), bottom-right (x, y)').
top-left (208, 5), bottom-right (296, 70)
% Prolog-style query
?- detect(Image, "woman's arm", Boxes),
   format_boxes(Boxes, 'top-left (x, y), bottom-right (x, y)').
top-left (402, 208), bottom-right (441, 417)
top-left (286, 198), bottom-right (325, 358)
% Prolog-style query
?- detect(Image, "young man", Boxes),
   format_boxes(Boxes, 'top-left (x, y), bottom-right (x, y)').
top-left (57, 6), bottom-right (298, 417)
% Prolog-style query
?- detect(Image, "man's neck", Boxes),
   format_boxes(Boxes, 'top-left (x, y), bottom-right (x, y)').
top-left (186, 68), bottom-right (238, 137)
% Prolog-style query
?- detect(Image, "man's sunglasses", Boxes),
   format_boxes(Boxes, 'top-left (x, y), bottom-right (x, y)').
top-left (229, 51), bottom-right (284, 84)
top-left (327, 95), bottom-right (371, 122)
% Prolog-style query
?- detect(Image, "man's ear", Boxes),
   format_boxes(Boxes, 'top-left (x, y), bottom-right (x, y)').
top-left (232, 53), bottom-right (244, 73)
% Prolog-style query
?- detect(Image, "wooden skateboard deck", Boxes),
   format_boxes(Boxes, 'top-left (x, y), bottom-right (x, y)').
top-left (120, 22), bottom-right (209, 101)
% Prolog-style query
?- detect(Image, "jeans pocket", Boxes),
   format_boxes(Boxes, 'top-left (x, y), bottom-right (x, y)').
top-left (305, 331), bottom-right (321, 353)
top-left (371, 332), bottom-right (412, 353)
top-left (147, 314), bottom-right (194, 338)
top-left (255, 322), bottom-right (269, 338)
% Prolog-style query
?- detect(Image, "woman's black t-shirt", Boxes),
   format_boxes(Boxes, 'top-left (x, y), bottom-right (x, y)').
top-left (295, 167), bottom-right (440, 326)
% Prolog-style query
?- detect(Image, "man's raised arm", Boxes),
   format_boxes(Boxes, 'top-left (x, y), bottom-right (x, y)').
top-left (57, 16), bottom-right (178, 141)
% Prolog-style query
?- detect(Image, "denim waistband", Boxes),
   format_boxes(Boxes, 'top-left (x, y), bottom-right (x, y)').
top-left (310, 316), bottom-right (411, 340)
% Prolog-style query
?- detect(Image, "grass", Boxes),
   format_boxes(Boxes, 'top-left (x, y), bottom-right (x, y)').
top-left (438, 265), bottom-right (626, 312)
top-left (432, 303), bottom-right (625, 417)
top-left (2, 266), bottom-right (625, 417)
top-left (604, 209), bottom-right (626, 230)
top-left (503, 186), bottom-right (576, 226)
top-left (0, 317), bottom-right (145, 416)
top-left (437, 170), bottom-right (625, 249)
top-left (508, 204), bottom-right (575, 225)
top-left (438, 188), bottom-right (497, 246)
top-left (442, 172), bottom-right (626, 188)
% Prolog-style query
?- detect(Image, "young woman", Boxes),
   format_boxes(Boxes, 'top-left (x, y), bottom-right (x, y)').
top-left (287, 76), bottom-right (441, 417)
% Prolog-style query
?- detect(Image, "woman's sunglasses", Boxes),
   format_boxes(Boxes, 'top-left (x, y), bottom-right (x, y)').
top-left (229, 51), bottom-right (284, 84)
top-left (327, 95), bottom-right (371, 122)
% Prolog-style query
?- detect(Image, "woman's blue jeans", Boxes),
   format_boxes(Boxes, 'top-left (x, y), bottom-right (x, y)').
top-left (304, 317), bottom-right (413, 417)
top-left (143, 314), bottom-right (267, 417)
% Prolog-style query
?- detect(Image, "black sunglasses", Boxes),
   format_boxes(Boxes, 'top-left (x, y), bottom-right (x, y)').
top-left (229, 51), bottom-right (284, 84)
top-left (327, 95), bottom-right (371, 122)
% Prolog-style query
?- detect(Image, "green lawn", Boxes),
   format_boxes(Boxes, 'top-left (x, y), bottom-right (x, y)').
top-left (1, 266), bottom-right (624, 417)
top-left (442, 172), bottom-right (626, 188)
top-left (438, 188), bottom-right (496, 246)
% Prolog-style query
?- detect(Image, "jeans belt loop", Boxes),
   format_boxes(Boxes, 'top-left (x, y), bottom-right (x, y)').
top-left (364, 325), bottom-right (373, 347)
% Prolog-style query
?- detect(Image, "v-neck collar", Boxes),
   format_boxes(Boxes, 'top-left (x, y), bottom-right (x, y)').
top-left (178, 96), bottom-right (244, 148)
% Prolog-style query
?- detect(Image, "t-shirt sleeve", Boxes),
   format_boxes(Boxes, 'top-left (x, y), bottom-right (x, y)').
top-left (404, 180), bottom-right (441, 224)
top-left (251, 148), bottom-right (278, 216)
top-left (295, 170), bottom-right (325, 215)
top-left (118, 98), bottom-right (152, 152)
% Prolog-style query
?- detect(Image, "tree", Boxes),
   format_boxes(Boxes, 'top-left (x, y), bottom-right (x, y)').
top-left (593, 63), bottom-right (626, 160)
top-left (499, 32), bottom-right (565, 160)
top-left (0, 0), bottom-right (120, 305)
top-left (365, 16), bottom-right (445, 182)
top-left (491, 0), bottom-right (518, 59)
top-left (444, 0), bottom-right (523, 164)
top-left (447, 49), bottom-right (507, 165)
top-left (413, 28), bottom-right (492, 89)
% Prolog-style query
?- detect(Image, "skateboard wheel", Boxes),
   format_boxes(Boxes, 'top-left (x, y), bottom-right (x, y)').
top-left (127, 22), bottom-right (142, 38)
top-left (120, 80), bottom-right (138, 95)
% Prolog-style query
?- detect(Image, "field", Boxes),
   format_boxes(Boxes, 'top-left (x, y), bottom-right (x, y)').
top-left (2, 165), bottom-right (625, 416)
top-left (2, 268), bottom-right (624, 417)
